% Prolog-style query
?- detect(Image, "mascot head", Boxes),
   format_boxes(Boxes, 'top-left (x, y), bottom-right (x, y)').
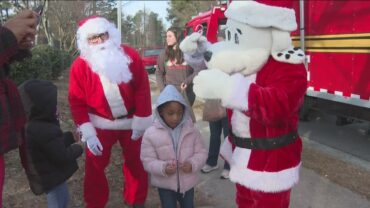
top-left (205, 0), bottom-right (304, 76)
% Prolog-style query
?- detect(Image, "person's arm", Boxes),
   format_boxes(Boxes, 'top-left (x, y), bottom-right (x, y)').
top-left (68, 58), bottom-right (98, 141)
top-left (128, 47), bottom-right (153, 135)
top-left (246, 63), bottom-right (307, 126)
top-left (68, 58), bottom-right (103, 155)
top-left (183, 63), bottom-right (207, 86)
top-left (44, 140), bottom-right (83, 164)
top-left (179, 32), bottom-right (210, 86)
top-left (3, 10), bottom-right (37, 49)
top-left (140, 130), bottom-right (168, 176)
top-left (0, 10), bottom-right (37, 67)
top-left (68, 59), bottom-right (90, 125)
top-left (0, 27), bottom-right (31, 77)
top-left (180, 32), bottom-right (210, 83)
top-left (214, 61), bottom-right (307, 127)
top-left (38, 125), bottom-right (83, 164)
top-left (9, 48), bottom-right (32, 62)
top-left (63, 131), bottom-right (75, 147)
top-left (185, 129), bottom-right (208, 172)
top-left (0, 26), bottom-right (19, 67)
top-left (155, 52), bottom-right (166, 91)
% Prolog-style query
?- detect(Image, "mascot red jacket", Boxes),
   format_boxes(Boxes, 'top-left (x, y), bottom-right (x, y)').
top-left (180, 1), bottom-right (307, 207)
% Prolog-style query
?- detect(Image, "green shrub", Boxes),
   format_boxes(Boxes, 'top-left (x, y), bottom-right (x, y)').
top-left (10, 44), bottom-right (72, 85)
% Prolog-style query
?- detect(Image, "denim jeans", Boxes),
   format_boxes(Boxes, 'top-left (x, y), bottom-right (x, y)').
top-left (46, 182), bottom-right (69, 208)
top-left (206, 116), bottom-right (230, 170)
top-left (158, 188), bottom-right (194, 208)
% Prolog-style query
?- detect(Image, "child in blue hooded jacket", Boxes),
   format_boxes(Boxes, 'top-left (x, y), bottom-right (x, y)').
top-left (141, 85), bottom-right (207, 208)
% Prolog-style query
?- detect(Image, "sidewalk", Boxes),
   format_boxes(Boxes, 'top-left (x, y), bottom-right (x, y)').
top-left (149, 76), bottom-right (370, 208)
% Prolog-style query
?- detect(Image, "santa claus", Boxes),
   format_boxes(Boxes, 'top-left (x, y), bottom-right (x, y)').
top-left (180, 1), bottom-right (307, 207)
top-left (68, 16), bottom-right (151, 208)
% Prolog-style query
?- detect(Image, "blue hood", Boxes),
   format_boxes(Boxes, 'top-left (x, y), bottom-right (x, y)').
top-left (155, 85), bottom-right (191, 128)
top-left (155, 85), bottom-right (193, 154)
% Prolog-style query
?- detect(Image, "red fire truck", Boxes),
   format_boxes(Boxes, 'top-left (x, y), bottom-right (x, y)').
top-left (184, 1), bottom-right (228, 43)
top-left (184, 0), bottom-right (370, 130)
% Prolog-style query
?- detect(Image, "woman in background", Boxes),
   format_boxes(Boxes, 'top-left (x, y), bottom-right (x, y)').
top-left (155, 27), bottom-right (197, 106)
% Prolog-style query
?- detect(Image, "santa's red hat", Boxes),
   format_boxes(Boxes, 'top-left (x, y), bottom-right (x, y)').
top-left (77, 16), bottom-right (112, 39)
top-left (76, 16), bottom-right (121, 52)
top-left (78, 16), bottom-right (98, 26)
top-left (224, 0), bottom-right (297, 32)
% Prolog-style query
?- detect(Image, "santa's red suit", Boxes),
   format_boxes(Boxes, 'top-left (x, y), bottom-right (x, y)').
top-left (220, 57), bottom-right (307, 207)
top-left (69, 17), bottom-right (152, 207)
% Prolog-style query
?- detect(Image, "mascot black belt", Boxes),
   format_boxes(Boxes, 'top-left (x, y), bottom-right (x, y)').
top-left (230, 131), bottom-right (299, 150)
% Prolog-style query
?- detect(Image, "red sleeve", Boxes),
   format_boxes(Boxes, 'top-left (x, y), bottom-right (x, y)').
top-left (124, 46), bottom-right (152, 118)
top-left (247, 61), bottom-right (307, 126)
top-left (68, 57), bottom-right (90, 126)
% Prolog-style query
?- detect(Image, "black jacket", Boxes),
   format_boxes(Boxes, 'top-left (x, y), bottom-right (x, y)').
top-left (18, 79), bottom-right (83, 195)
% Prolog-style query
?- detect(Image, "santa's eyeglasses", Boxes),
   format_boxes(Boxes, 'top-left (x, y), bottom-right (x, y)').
top-left (87, 32), bottom-right (109, 44)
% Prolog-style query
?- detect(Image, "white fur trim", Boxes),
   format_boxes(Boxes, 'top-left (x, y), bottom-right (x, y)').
top-left (99, 75), bottom-right (128, 118)
top-left (272, 46), bottom-right (305, 64)
top-left (222, 73), bottom-right (253, 111)
top-left (231, 110), bottom-right (251, 138)
top-left (225, 1), bottom-right (297, 32)
top-left (132, 115), bottom-right (153, 131)
top-left (230, 147), bottom-right (301, 192)
top-left (78, 122), bottom-right (97, 142)
top-left (271, 29), bottom-right (292, 53)
top-left (89, 113), bottom-right (132, 130)
top-left (77, 17), bottom-right (121, 53)
top-left (220, 137), bottom-right (233, 164)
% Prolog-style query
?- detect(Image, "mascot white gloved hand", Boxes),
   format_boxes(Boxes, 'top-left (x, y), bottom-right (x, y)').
top-left (179, 32), bottom-right (211, 71)
top-left (179, 32), bottom-right (208, 54)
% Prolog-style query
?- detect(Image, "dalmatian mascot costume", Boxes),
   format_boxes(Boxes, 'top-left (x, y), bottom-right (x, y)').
top-left (180, 1), bottom-right (307, 207)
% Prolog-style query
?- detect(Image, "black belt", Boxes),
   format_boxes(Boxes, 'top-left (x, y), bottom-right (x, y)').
top-left (230, 131), bottom-right (299, 150)
top-left (113, 109), bottom-right (135, 120)
top-left (115, 114), bottom-right (130, 119)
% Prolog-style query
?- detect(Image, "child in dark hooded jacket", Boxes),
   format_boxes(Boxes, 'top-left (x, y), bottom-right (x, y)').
top-left (18, 79), bottom-right (83, 208)
top-left (140, 85), bottom-right (207, 208)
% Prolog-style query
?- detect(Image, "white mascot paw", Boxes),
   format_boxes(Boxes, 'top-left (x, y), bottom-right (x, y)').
top-left (193, 69), bottom-right (232, 99)
top-left (180, 32), bottom-right (207, 54)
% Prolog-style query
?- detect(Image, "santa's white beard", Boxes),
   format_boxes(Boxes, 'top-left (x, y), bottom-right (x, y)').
top-left (81, 40), bottom-right (132, 84)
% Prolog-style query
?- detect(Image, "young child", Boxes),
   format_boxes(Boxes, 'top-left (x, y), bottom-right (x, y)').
top-left (18, 79), bottom-right (83, 208)
top-left (141, 85), bottom-right (207, 208)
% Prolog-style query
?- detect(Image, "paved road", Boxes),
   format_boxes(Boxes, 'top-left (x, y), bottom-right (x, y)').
top-left (148, 74), bottom-right (370, 208)
top-left (300, 112), bottom-right (370, 167)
